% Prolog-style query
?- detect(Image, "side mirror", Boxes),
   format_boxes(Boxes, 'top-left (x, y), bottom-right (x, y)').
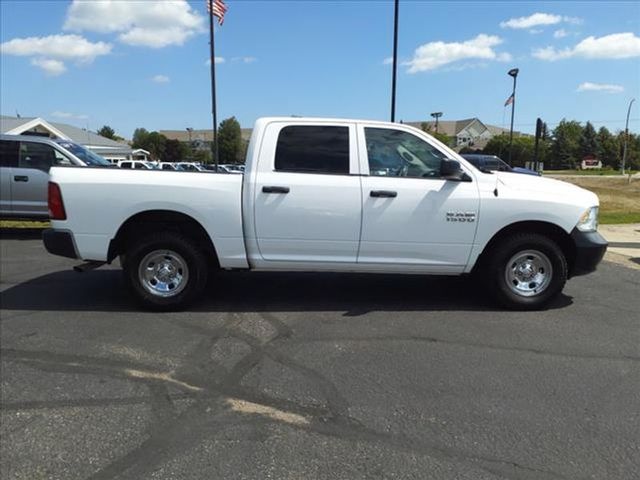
top-left (440, 159), bottom-right (470, 181)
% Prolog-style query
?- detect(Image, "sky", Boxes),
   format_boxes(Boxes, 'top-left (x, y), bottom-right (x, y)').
top-left (1, 0), bottom-right (639, 139)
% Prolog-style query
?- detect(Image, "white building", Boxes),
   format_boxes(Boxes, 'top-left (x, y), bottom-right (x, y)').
top-left (407, 118), bottom-right (518, 151)
top-left (0, 115), bottom-right (148, 163)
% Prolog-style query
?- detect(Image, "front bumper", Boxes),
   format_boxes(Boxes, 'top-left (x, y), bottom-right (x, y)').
top-left (570, 228), bottom-right (608, 277)
top-left (43, 229), bottom-right (79, 259)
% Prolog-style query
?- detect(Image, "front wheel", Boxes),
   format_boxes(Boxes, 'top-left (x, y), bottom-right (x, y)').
top-left (486, 233), bottom-right (568, 310)
top-left (123, 232), bottom-right (208, 311)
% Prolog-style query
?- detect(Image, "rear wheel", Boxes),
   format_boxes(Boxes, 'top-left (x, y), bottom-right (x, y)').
top-left (486, 233), bottom-right (567, 310)
top-left (123, 232), bottom-right (208, 311)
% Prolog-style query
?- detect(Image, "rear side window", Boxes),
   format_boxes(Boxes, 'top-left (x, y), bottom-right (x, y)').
top-left (275, 126), bottom-right (349, 175)
top-left (0, 140), bottom-right (19, 167)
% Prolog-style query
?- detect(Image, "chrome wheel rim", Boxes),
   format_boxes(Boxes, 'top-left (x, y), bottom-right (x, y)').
top-left (505, 250), bottom-right (553, 297)
top-left (138, 250), bottom-right (189, 298)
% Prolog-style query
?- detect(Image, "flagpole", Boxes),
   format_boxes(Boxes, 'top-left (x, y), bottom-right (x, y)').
top-left (507, 68), bottom-right (519, 166)
top-left (208, 5), bottom-right (219, 170)
top-left (390, 0), bottom-right (399, 122)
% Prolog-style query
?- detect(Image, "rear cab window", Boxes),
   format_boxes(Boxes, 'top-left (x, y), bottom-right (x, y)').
top-left (0, 140), bottom-right (19, 168)
top-left (274, 125), bottom-right (350, 175)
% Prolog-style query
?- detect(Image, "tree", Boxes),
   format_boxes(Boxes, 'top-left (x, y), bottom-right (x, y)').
top-left (217, 116), bottom-right (243, 164)
top-left (596, 127), bottom-right (620, 169)
top-left (550, 120), bottom-right (582, 169)
top-left (483, 134), bottom-right (537, 167)
top-left (97, 125), bottom-right (116, 139)
top-left (132, 128), bottom-right (150, 149)
top-left (420, 123), bottom-right (452, 147)
top-left (131, 128), bottom-right (166, 160)
top-left (163, 139), bottom-right (188, 163)
top-left (579, 121), bottom-right (598, 158)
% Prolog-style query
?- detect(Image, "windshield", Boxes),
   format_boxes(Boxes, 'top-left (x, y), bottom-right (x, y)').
top-left (55, 141), bottom-right (112, 166)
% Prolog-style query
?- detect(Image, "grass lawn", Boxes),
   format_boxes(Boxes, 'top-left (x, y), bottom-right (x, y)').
top-left (553, 177), bottom-right (640, 224)
top-left (0, 220), bottom-right (50, 229)
top-left (546, 169), bottom-right (637, 176)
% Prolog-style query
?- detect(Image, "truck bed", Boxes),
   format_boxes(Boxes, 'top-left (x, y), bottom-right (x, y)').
top-left (49, 166), bottom-right (248, 268)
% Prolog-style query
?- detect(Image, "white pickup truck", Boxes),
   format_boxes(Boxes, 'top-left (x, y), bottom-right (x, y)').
top-left (44, 117), bottom-right (607, 310)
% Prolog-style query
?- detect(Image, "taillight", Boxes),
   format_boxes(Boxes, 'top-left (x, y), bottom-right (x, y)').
top-left (48, 182), bottom-right (67, 220)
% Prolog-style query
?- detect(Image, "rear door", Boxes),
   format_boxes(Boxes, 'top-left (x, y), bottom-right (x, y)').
top-left (253, 122), bottom-right (362, 264)
top-left (0, 140), bottom-right (19, 216)
top-left (11, 141), bottom-right (72, 217)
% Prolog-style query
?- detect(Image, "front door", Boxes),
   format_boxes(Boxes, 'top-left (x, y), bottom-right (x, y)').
top-left (253, 122), bottom-right (362, 264)
top-left (357, 125), bottom-right (479, 272)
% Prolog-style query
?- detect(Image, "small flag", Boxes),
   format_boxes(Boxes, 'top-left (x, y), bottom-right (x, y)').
top-left (207, 0), bottom-right (228, 25)
top-left (504, 93), bottom-right (514, 107)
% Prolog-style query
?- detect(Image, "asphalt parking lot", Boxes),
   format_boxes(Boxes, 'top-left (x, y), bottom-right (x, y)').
top-left (1, 232), bottom-right (639, 480)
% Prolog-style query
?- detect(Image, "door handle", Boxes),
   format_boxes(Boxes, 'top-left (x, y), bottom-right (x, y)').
top-left (370, 190), bottom-right (397, 198)
top-left (262, 186), bottom-right (290, 194)
top-left (14, 175), bottom-right (29, 182)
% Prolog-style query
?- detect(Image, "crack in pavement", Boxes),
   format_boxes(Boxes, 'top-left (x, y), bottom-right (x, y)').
top-left (1, 311), bottom-right (581, 480)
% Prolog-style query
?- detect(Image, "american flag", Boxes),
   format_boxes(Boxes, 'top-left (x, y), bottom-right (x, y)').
top-left (504, 93), bottom-right (514, 107)
top-left (207, 0), bottom-right (228, 25)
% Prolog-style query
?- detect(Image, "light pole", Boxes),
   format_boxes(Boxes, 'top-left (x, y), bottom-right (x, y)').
top-left (621, 98), bottom-right (635, 175)
top-left (186, 127), bottom-right (194, 161)
top-left (507, 67), bottom-right (519, 165)
top-left (430, 112), bottom-right (443, 133)
top-left (390, 0), bottom-right (399, 122)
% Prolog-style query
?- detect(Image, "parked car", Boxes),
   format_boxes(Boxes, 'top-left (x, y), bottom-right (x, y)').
top-left (176, 162), bottom-right (207, 172)
top-left (220, 164), bottom-right (245, 173)
top-left (118, 160), bottom-right (156, 170)
top-left (44, 117), bottom-right (606, 311)
top-left (0, 134), bottom-right (110, 219)
top-left (461, 154), bottom-right (540, 176)
top-left (157, 162), bottom-right (182, 171)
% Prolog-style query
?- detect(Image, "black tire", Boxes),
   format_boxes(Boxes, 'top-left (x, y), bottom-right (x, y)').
top-left (485, 233), bottom-right (567, 310)
top-left (123, 231), bottom-right (208, 311)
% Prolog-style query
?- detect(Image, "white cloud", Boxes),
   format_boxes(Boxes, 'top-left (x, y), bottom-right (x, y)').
top-left (500, 12), bottom-right (583, 30)
top-left (205, 57), bottom-right (226, 65)
top-left (501, 13), bottom-right (562, 29)
top-left (533, 32), bottom-right (640, 61)
top-left (64, 0), bottom-right (205, 48)
top-left (151, 74), bottom-right (170, 83)
top-left (577, 82), bottom-right (624, 93)
top-left (1, 34), bottom-right (111, 75)
top-left (0, 34), bottom-right (112, 62)
top-left (234, 56), bottom-right (257, 64)
top-left (553, 29), bottom-right (568, 39)
top-left (383, 57), bottom-right (393, 65)
top-left (51, 111), bottom-right (89, 120)
top-left (403, 34), bottom-right (511, 73)
top-left (31, 58), bottom-right (67, 76)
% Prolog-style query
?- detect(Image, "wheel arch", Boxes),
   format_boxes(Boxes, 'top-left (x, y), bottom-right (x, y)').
top-left (473, 221), bottom-right (577, 277)
top-left (107, 210), bottom-right (219, 268)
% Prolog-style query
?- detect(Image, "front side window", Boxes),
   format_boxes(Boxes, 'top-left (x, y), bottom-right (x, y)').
top-left (19, 142), bottom-right (71, 171)
top-left (365, 128), bottom-right (448, 178)
top-left (56, 141), bottom-right (110, 166)
top-left (275, 125), bottom-right (349, 175)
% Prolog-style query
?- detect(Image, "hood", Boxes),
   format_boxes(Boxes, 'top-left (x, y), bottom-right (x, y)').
top-left (494, 171), bottom-right (599, 207)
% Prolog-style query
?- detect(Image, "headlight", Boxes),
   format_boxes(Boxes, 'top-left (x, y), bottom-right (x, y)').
top-left (576, 206), bottom-right (599, 232)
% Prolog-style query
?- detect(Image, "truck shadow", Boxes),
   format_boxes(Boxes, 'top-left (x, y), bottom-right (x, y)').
top-left (0, 269), bottom-right (573, 314)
